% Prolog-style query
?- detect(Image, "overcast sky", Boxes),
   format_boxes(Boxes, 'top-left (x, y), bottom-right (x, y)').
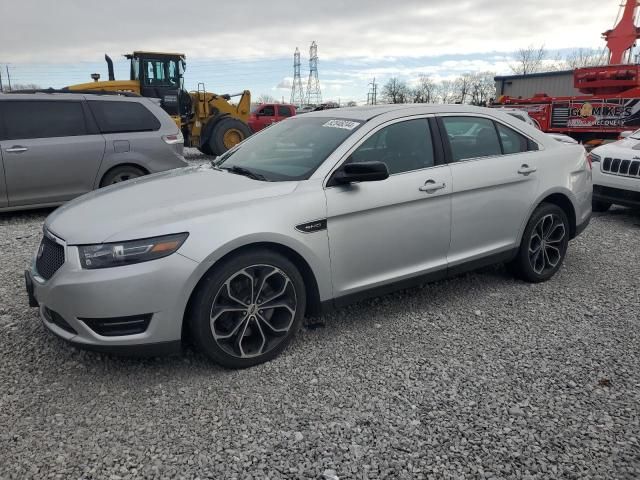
top-left (0, 0), bottom-right (623, 101)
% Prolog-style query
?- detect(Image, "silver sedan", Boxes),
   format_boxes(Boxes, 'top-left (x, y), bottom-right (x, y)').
top-left (26, 104), bottom-right (592, 368)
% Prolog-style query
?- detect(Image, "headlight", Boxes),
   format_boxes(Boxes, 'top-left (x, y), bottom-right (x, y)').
top-left (78, 233), bottom-right (188, 269)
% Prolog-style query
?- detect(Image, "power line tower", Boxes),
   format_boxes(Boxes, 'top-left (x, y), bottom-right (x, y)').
top-left (367, 78), bottom-right (378, 105)
top-left (306, 41), bottom-right (322, 106)
top-left (290, 47), bottom-right (305, 107)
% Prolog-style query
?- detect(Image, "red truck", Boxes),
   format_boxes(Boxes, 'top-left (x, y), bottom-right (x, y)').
top-left (248, 103), bottom-right (296, 133)
top-left (496, 0), bottom-right (640, 147)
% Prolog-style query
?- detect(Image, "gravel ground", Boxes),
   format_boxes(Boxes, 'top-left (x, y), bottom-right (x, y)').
top-left (1, 170), bottom-right (639, 479)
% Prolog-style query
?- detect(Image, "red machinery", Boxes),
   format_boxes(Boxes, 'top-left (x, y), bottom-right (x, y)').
top-left (497, 1), bottom-right (640, 145)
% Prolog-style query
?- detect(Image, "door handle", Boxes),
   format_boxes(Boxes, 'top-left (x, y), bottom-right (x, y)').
top-left (518, 164), bottom-right (537, 175)
top-left (419, 179), bottom-right (446, 193)
top-left (5, 146), bottom-right (28, 153)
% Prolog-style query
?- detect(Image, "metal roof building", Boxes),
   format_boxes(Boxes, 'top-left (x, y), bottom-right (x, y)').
top-left (494, 70), bottom-right (581, 98)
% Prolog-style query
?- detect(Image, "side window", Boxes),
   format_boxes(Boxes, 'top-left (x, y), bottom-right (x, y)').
top-left (261, 105), bottom-right (275, 116)
top-left (278, 106), bottom-right (293, 117)
top-left (496, 123), bottom-right (529, 154)
top-left (88, 100), bottom-right (161, 134)
top-left (349, 119), bottom-right (434, 175)
top-left (0, 101), bottom-right (87, 140)
top-left (441, 116), bottom-right (502, 162)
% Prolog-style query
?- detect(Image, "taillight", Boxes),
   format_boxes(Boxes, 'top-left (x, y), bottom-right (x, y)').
top-left (162, 131), bottom-right (184, 145)
top-left (586, 152), bottom-right (600, 170)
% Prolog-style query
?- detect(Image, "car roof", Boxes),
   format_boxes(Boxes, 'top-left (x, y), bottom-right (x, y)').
top-left (0, 92), bottom-right (145, 102)
top-left (302, 103), bottom-right (509, 121)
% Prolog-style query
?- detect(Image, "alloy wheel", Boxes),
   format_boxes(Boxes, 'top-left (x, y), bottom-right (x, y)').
top-left (110, 173), bottom-right (139, 184)
top-left (528, 213), bottom-right (566, 275)
top-left (209, 264), bottom-right (297, 358)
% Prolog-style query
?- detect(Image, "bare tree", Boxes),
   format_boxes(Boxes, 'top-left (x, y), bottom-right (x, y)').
top-left (257, 94), bottom-right (276, 104)
top-left (563, 48), bottom-right (607, 69)
top-left (412, 75), bottom-right (436, 103)
top-left (510, 44), bottom-right (547, 75)
top-left (382, 77), bottom-right (410, 104)
top-left (1, 83), bottom-right (41, 92)
top-left (435, 80), bottom-right (457, 104)
top-left (453, 73), bottom-right (474, 104)
top-left (469, 72), bottom-right (496, 106)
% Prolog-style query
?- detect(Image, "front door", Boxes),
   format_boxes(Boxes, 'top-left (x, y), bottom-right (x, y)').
top-left (325, 117), bottom-right (452, 299)
top-left (0, 100), bottom-right (105, 207)
top-left (439, 115), bottom-right (540, 266)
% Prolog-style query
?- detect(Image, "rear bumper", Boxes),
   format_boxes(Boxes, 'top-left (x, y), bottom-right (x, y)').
top-left (575, 211), bottom-right (591, 237)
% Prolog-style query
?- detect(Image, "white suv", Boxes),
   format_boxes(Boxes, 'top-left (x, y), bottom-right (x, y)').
top-left (590, 131), bottom-right (640, 211)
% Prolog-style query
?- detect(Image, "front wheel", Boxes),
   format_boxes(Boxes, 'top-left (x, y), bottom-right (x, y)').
top-left (208, 117), bottom-right (251, 156)
top-left (189, 249), bottom-right (306, 368)
top-left (510, 203), bottom-right (570, 283)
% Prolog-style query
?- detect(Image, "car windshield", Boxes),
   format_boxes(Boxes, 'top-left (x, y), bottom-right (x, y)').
top-left (216, 117), bottom-right (363, 181)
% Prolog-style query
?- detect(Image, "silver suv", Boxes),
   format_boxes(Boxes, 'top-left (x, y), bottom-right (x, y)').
top-left (0, 92), bottom-right (187, 211)
top-left (26, 105), bottom-right (592, 368)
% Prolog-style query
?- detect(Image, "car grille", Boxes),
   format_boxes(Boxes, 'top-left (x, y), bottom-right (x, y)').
top-left (35, 235), bottom-right (65, 280)
top-left (601, 157), bottom-right (640, 178)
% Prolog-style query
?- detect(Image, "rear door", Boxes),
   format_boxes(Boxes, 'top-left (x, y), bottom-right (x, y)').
top-left (0, 99), bottom-right (106, 207)
top-left (438, 115), bottom-right (540, 267)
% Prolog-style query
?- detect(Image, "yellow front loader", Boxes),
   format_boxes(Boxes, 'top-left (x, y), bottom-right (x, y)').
top-left (68, 52), bottom-right (251, 155)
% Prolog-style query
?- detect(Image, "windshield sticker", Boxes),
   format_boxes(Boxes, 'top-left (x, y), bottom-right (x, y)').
top-left (322, 120), bottom-right (360, 130)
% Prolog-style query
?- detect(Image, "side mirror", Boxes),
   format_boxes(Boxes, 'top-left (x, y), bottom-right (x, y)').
top-left (330, 161), bottom-right (389, 186)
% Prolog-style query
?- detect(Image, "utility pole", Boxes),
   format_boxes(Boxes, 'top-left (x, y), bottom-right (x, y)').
top-left (0, 66), bottom-right (3, 92)
top-left (305, 41), bottom-right (322, 106)
top-left (368, 78), bottom-right (378, 105)
top-left (290, 47), bottom-right (305, 107)
top-left (5, 65), bottom-right (11, 91)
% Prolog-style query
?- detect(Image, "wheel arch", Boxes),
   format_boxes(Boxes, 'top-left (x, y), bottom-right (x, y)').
top-left (98, 163), bottom-right (149, 188)
top-left (521, 189), bottom-right (577, 241)
top-left (181, 241), bottom-right (323, 341)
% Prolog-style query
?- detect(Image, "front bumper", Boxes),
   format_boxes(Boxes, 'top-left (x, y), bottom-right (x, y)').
top-left (27, 244), bottom-right (198, 356)
top-left (593, 165), bottom-right (640, 208)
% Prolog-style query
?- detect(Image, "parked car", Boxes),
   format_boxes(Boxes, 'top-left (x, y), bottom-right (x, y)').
top-left (296, 105), bottom-right (315, 114)
top-left (589, 131), bottom-right (640, 211)
top-left (26, 105), bottom-right (592, 368)
top-left (498, 108), bottom-right (579, 145)
top-left (0, 92), bottom-right (187, 212)
top-left (248, 103), bottom-right (296, 133)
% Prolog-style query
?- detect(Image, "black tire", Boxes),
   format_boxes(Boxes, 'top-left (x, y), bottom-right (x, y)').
top-left (197, 143), bottom-right (213, 156)
top-left (207, 117), bottom-right (251, 156)
top-left (510, 203), bottom-right (570, 283)
top-left (188, 249), bottom-right (306, 368)
top-left (592, 199), bottom-right (611, 213)
top-left (100, 165), bottom-right (146, 187)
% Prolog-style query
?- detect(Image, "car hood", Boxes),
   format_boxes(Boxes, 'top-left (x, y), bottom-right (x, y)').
top-left (46, 165), bottom-right (299, 244)
top-left (594, 138), bottom-right (640, 157)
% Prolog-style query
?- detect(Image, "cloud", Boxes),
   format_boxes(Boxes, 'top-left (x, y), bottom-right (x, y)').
top-left (0, 0), bottom-right (618, 63)
top-left (275, 77), bottom-right (293, 90)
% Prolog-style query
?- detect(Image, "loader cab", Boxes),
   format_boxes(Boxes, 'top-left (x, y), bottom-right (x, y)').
top-left (127, 52), bottom-right (187, 117)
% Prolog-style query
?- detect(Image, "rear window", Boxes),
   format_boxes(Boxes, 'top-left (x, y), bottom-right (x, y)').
top-left (278, 106), bottom-right (293, 117)
top-left (88, 100), bottom-right (161, 134)
top-left (0, 100), bottom-right (87, 140)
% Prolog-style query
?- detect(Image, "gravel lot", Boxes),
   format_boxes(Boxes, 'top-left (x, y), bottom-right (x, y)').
top-left (1, 165), bottom-right (639, 478)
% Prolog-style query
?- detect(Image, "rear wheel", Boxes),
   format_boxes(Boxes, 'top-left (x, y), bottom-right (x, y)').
top-left (208, 117), bottom-right (251, 156)
top-left (100, 165), bottom-right (146, 187)
top-left (510, 203), bottom-right (570, 283)
top-left (189, 249), bottom-right (306, 368)
top-left (592, 199), bottom-right (611, 213)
